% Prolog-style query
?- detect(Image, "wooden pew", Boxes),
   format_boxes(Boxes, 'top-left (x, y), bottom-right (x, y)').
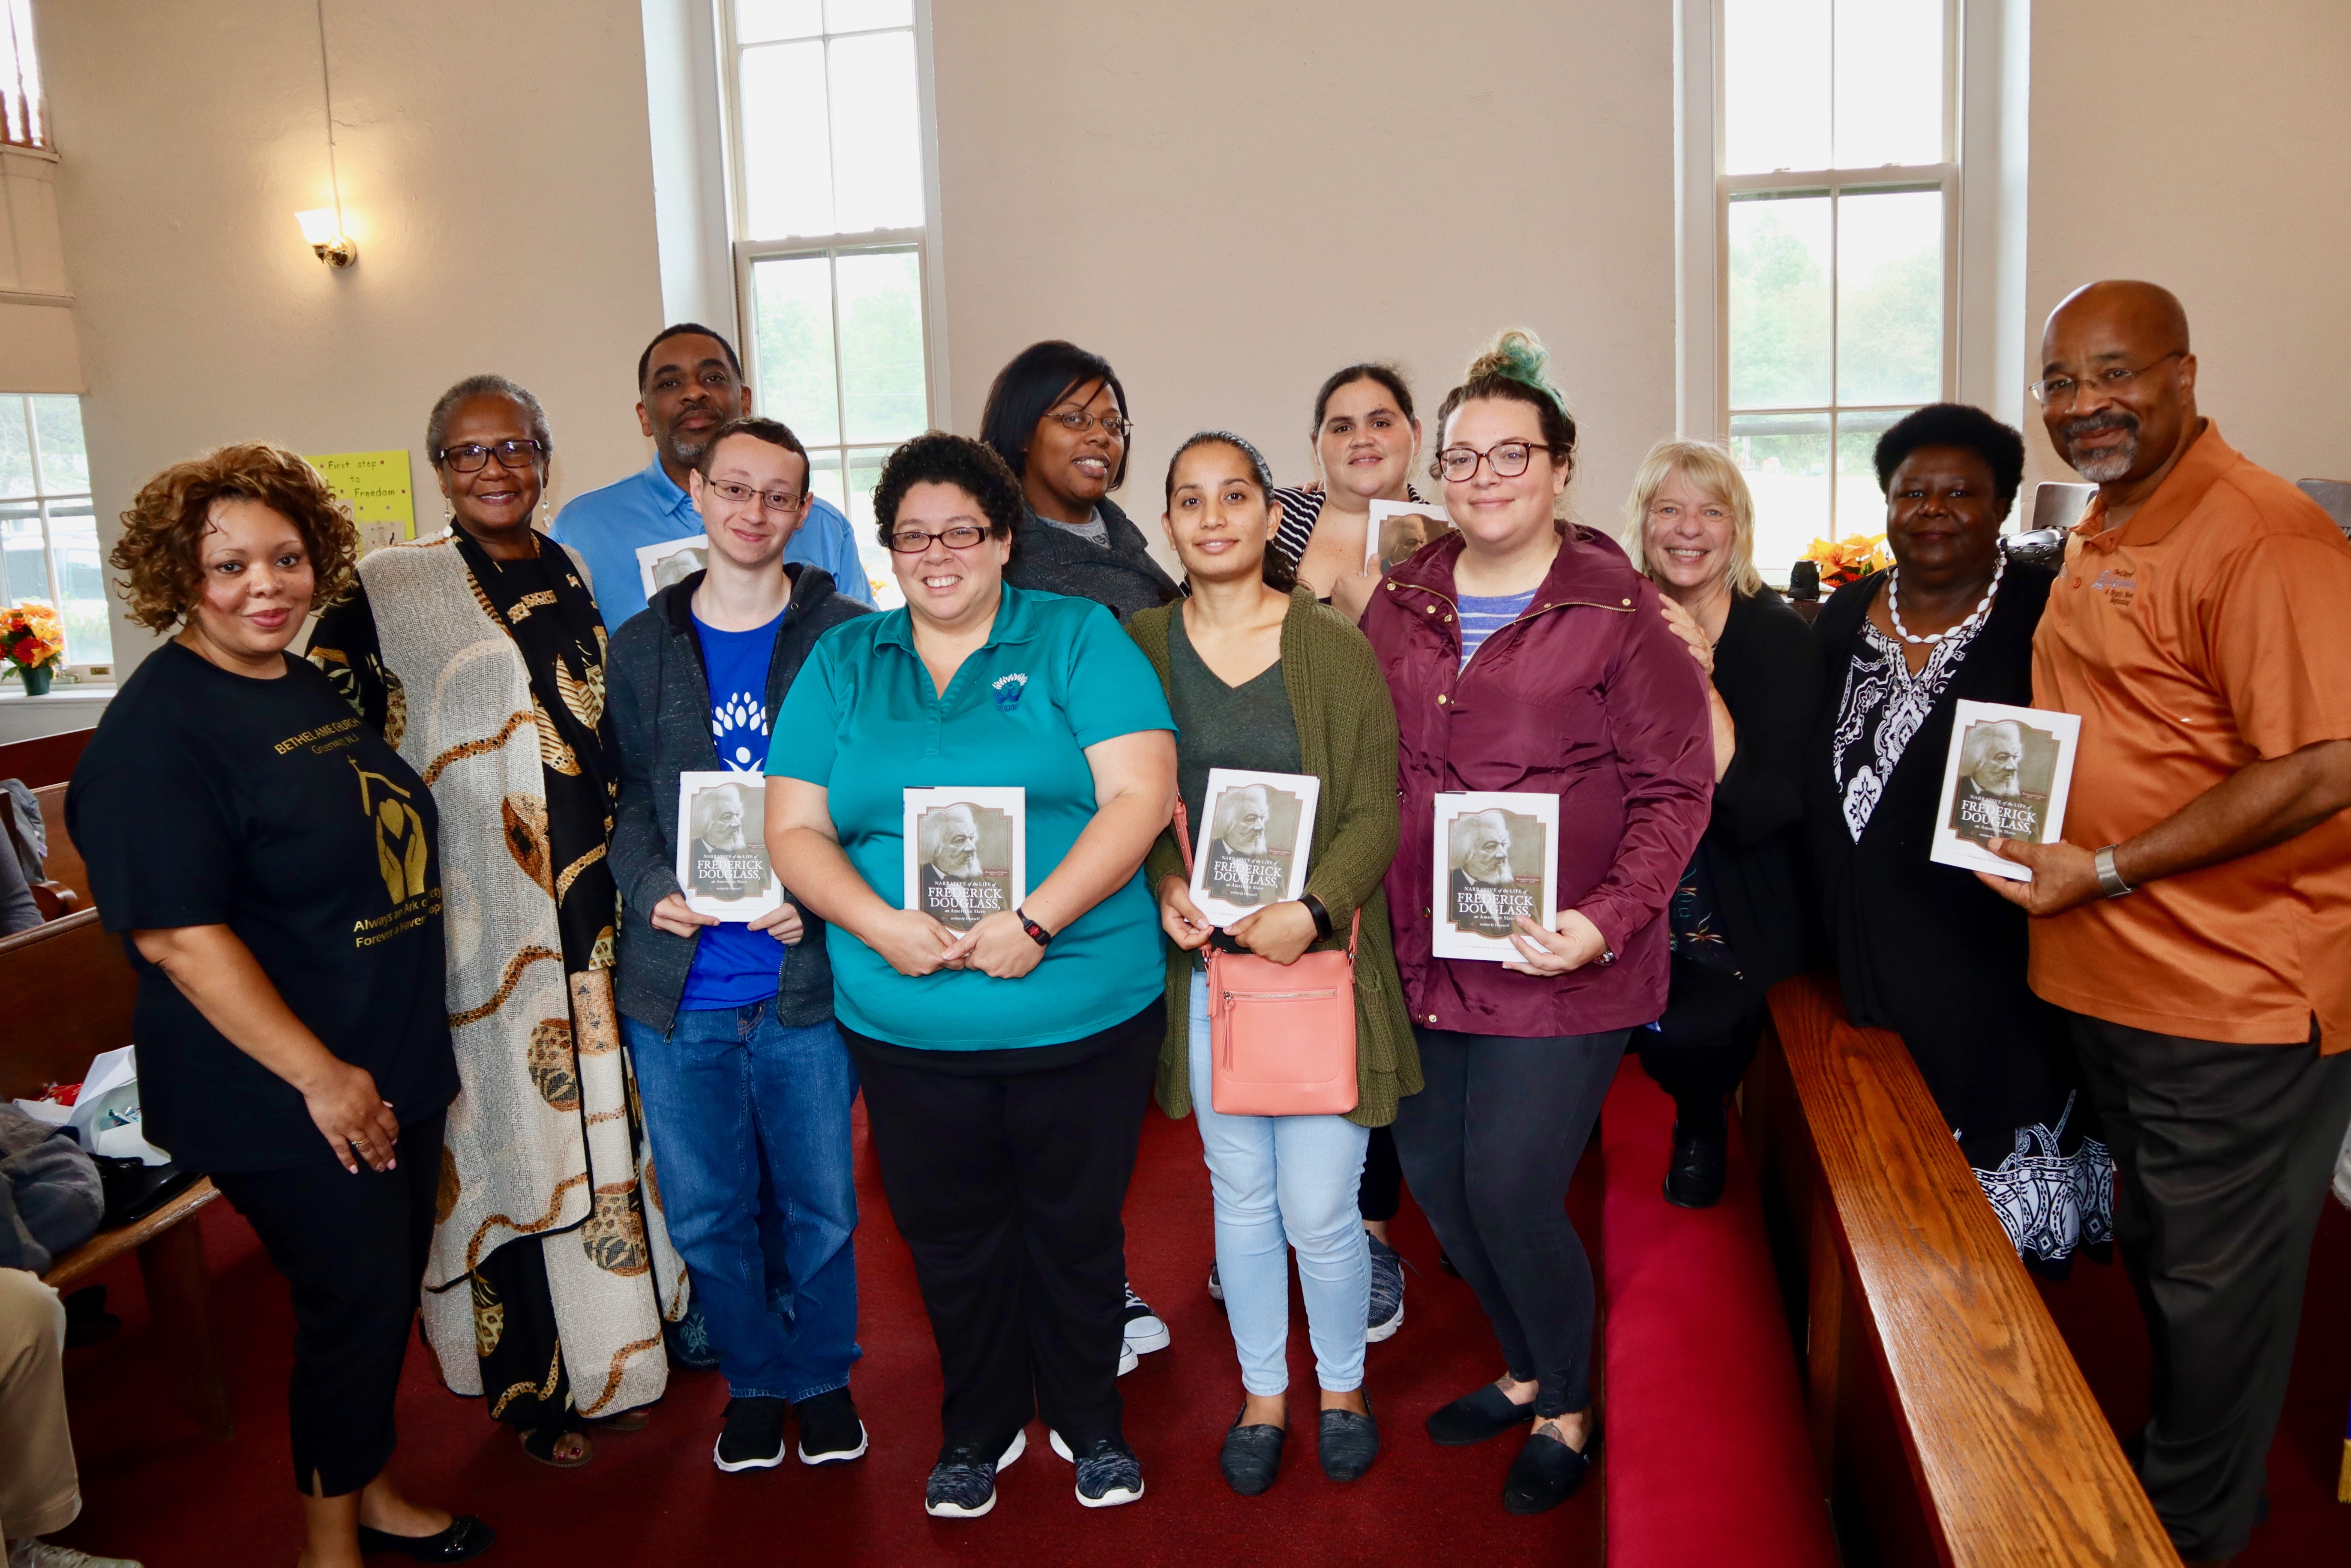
top-left (30, 781), bottom-right (87, 910)
top-left (1, 909), bottom-right (231, 1441)
top-left (1744, 971), bottom-right (2177, 1568)
top-left (0, 725), bottom-right (94, 789)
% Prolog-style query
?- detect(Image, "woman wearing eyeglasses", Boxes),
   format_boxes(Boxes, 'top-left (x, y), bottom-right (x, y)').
top-left (308, 375), bottom-right (685, 1470)
top-left (1360, 331), bottom-right (1712, 1515)
top-left (980, 339), bottom-right (1180, 622)
top-left (768, 432), bottom-right (1177, 1521)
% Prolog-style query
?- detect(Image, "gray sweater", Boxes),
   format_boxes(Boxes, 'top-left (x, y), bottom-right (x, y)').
top-left (606, 563), bottom-right (871, 1033)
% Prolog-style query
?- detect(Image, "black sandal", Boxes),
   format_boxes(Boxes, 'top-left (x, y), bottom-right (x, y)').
top-left (519, 1425), bottom-right (592, 1468)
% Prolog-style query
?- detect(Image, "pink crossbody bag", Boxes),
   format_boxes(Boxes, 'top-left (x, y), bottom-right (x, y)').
top-left (1173, 800), bottom-right (1359, 1117)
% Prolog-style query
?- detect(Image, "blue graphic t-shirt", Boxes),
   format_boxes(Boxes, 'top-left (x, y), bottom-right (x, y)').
top-left (680, 606), bottom-right (789, 1010)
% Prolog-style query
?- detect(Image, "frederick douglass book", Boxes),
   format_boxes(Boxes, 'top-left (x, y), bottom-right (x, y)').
top-left (675, 771), bottom-right (783, 920)
top-left (903, 786), bottom-right (1026, 932)
top-left (1366, 499), bottom-right (1453, 574)
top-left (1430, 790), bottom-right (1559, 961)
top-left (1188, 768), bottom-right (1321, 927)
top-left (1928, 700), bottom-right (2082, 883)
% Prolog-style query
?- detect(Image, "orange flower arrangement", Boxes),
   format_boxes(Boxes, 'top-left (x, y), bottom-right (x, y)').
top-left (1800, 533), bottom-right (1893, 589)
top-left (3, 599), bottom-right (65, 679)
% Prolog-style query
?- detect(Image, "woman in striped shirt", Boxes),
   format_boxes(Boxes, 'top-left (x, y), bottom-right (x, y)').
top-left (1271, 364), bottom-right (1442, 620)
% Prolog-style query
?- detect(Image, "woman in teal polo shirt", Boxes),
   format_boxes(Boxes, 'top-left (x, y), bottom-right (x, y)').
top-left (768, 432), bottom-right (1177, 1522)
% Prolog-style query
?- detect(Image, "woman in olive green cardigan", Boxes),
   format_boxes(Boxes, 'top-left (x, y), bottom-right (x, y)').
top-left (1128, 431), bottom-right (1418, 1498)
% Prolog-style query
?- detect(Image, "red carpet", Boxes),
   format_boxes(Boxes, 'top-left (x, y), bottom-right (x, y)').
top-left (2036, 1199), bottom-right (2351, 1565)
top-left (51, 1102), bottom-right (1606, 1566)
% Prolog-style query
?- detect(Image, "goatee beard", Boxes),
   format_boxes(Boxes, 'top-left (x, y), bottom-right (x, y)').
top-left (2062, 411), bottom-right (2139, 483)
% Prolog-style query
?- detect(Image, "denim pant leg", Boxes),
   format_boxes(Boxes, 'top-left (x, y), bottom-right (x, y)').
top-left (1186, 969), bottom-right (1371, 1395)
top-left (743, 1007), bottom-right (862, 1402)
top-left (626, 1008), bottom-right (798, 1400)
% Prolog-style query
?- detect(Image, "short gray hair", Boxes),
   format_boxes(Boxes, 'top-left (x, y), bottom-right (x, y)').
top-left (426, 373), bottom-right (553, 466)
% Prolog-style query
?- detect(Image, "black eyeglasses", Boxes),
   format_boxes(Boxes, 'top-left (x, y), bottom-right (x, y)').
top-left (1047, 408), bottom-right (1132, 442)
top-left (438, 439), bottom-right (546, 473)
top-left (703, 479), bottom-right (804, 514)
top-left (1436, 441), bottom-right (1538, 482)
top-left (2030, 351), bottom-right (2185, 409)
top-left (887, 524), bottom-right (993, 554)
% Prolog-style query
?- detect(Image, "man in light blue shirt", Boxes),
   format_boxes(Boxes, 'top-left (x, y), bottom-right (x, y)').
top-left (552, 322), bottom-right (875, 625)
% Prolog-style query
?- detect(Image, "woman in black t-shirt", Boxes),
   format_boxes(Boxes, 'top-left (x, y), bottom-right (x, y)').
top-left (67, 444), bottom-right (491, 1563)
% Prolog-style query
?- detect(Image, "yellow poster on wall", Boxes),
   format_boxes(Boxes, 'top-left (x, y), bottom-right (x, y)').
top-left (308, 450), bottom-right (417, 557)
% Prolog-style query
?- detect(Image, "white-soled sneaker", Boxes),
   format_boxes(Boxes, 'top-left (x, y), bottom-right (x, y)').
top-left (1050, 1430), bottom-right (1146, 1508)
top-left (1121, 1280), bottom-right (1170, 1357)
top-left (924, 1429), bottom-right (1026, 1519)
top-left (714, 1396), bottom-right (789, 1472)
top-left (1117, 1339), bottom-right (1139, 1377)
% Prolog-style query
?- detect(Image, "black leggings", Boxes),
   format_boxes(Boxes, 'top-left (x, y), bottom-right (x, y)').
top-left (1391, 1026), bottom-right (1626, 1418)
top-left (211, 1111), bottom-right (444, 1496)
top-left (1637, 956), bottom-right (1771, 1136)
top-left (1356, 1124), bottom-right (1403, 1223)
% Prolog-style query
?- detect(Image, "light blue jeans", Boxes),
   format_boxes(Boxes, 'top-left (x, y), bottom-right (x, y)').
top-left (1187, 968), bottom-right (1371, 1396)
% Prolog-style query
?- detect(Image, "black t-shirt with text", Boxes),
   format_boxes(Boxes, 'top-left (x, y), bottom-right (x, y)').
top-left (66, 643), bottom-right (459, 1172)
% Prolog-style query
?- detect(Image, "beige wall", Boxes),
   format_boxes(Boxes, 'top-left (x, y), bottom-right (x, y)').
top-left (38, 0), bottom-right (669, 675)
top-left (2026, 0), bottom-right (2351, 488)
top-left (929, 0), bottom-right (1678, 559)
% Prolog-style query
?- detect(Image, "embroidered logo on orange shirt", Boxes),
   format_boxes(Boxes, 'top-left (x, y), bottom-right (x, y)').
top-left (2090, 563), bottom-right (2139, 609)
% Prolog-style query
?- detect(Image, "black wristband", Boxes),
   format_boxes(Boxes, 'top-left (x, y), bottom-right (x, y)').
top-left (1016, 907), bottom-right (1053, 947)
top-left (1300, 893), bottom-right (1334, 941)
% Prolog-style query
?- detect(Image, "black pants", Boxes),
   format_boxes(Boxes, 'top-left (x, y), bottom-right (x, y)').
top-left (1391, 1026), bottom-right (1627, 1418)
top-left (211, 1111), bottom-right (445, 1497)
top-left (1357, 1125), bottom-right (1403, 1223)
top-left (2066, 1013), bottom-right (2351, 1560)
top-left (847, 1005), bottom-right (1159, 1454)
top-left (1637, 956), bottom-right (1771, 1136)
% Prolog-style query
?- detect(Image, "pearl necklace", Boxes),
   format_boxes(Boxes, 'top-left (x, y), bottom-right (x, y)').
top-left (1887, 552), bottom-right (2003, 646)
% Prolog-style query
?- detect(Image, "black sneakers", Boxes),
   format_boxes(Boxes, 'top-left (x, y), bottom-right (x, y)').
top-left (1121, 1280), bottom-right (1170, 1356)
top-left (1365, 1236), bottom-right (1405, 1342)
top-left (1663, 1124), bottom-right (1729, 1208)
top-left (1049, 1430), bottom-right (1146, 1508)
top-left (794, 1387), bottom-right (868, 1466)
top-left (714, 1397), bottom-right (789, 1472)
top-left (924, 1431), bottom-right (1026, 1519)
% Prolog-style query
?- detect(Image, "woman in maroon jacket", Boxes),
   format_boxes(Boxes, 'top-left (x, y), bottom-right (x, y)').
top-left (1360, 331), bottom-right (1712, 1515)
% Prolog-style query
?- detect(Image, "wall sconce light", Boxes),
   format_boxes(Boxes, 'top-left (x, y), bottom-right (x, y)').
top-left (295, 208), bottom-right (357, 268)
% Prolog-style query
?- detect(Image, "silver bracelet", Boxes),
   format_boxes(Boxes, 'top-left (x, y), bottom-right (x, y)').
top-left (2094, 845), bottom-right (2135, 899)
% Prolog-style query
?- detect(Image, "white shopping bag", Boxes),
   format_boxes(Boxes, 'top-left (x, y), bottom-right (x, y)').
top-left (62, 1046), bottom-right (171, 1167)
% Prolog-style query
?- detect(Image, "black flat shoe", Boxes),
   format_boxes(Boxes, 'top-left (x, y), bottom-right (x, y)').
top-left (1219, 1413), bottom-right (1286, 1496)
top-left (1663, 1124), bottom-right (1727, 1209)
top-left (1502, 1421), bottom-right (1602, 1516)
top-left (1426, 1382), bottom-right (1532, 1446)
top-left (1318, 1400), bottom-right (1379, 1482)
top-left (356, 1515), bottom-right (496, 1562)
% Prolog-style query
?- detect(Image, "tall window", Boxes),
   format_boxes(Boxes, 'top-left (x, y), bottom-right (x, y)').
top-left (1, 0), bottom-right (43, 150)
top-left (0, 395), bottom-right (105, 672)
top-left (724, 0), bottom-right (935, 608)
top-left (1720, 0), bottom-right (1955, 575)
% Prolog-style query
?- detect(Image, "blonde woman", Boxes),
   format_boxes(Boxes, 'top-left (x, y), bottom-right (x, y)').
top-left (1619, 440), bottom-right (1820, 1207)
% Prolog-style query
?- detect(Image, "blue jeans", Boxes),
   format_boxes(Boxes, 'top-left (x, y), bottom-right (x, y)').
top-left (1186, 968), bottom-right (1370, 1396)
top-left (624, 1004), bottom-right (861, 1403)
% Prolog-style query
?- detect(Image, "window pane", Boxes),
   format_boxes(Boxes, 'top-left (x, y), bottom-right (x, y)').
top-left (804, 450), bottom-right (847, 519)
top-left (835, 249), bottom-right (926, 444)
top-left (0, 399), bottom-right (31, 500)
top-left (1728, 194), bottom-right (1832, 411)
top-left (45, 498), bottom-right (109, 666)
top-left (0, 502), bottom-right (46, 604)
top-left (1833, 0), bottom-right (1944, 168)
top-left (827, 30), bottom-right (923, 233)
top-left (1732, 411), bottom-right (1831, 581)
top-left (30, 396), bottom-right (87, 495)
top-left (1723, 0), bottom-right (1830, 175)
top-left (740, 41), bottom-right (834, 240)
top-left (845, 446), bottom-right (901, 610)
top-left (825, 0), bottom-right (911, 30)
top-left (1835, 408), bottom-right (1909, 537)
top-left (736, 0), bottom-right (822, 43)
top-left (750, 255), bottom-right (841, 446)
top-left (1836, 188), bottom-right (1943, 406)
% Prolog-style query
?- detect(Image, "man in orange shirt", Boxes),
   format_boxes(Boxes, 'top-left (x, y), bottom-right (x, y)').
top-left (1985, 280), bottom-right (2351, 1565)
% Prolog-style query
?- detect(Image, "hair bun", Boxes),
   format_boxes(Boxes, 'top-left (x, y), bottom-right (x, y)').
top-left (1467, 328), bottom-right (1568, 413)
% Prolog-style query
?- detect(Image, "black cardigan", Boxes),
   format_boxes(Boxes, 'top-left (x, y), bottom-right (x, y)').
top-left (1003, 495), bottom-right (1179, 620)
top-left (1700, 586), bottom-right (1823, 988)
top-left (1800, 565), bottom-right (2057, 1087)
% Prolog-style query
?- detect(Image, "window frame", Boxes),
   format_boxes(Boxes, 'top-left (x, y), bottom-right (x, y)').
top-left (0, 392), bottom-right (105, 679)
top-left (714, 1), bottom-right (950, 528)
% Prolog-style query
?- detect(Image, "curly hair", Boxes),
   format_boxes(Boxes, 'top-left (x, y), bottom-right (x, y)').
top-left (1871, 402), bottom-right (2026, 509)
top-left (1432, 327), bottom-right (1578, 480)
top-left (870, 432), bottom-right (1027, 562)
top-left (111, 442), bottom-right (357, 632)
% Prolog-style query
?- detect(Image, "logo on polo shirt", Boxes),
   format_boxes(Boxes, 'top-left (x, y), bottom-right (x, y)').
top-left (2091, 561), bottom-right (2139, 609)
top-left (991, 672), bottom-right (1029, 712)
